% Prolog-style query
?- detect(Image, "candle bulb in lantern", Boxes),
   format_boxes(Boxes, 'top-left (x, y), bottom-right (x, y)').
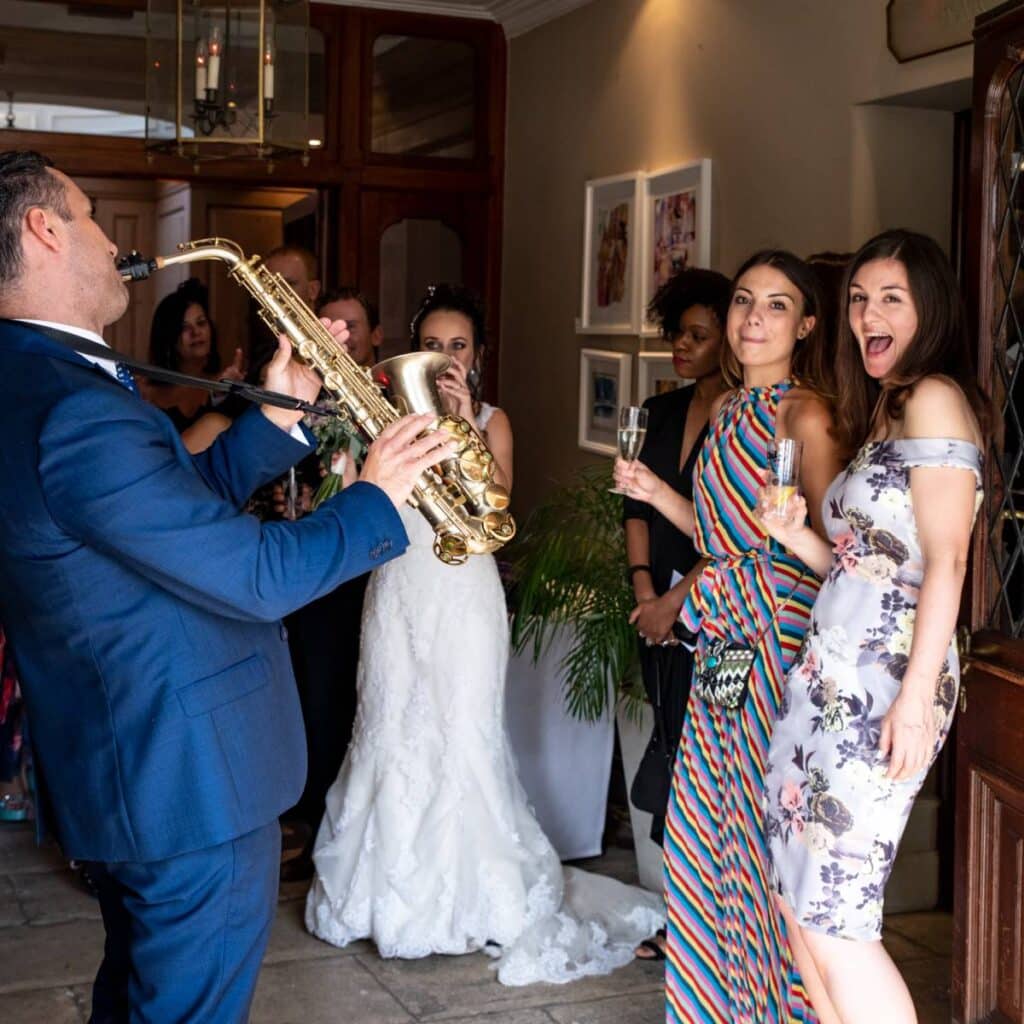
top-left (263, 44), bottom-right (275, 102)
top-left (207, 25), bottom-right (222, 93)
top-left (195, 40), bottom-right (207, 100)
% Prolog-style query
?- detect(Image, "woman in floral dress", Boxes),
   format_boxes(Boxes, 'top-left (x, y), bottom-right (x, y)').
top-left (761, 230), bottom-right (988, 1024)
top-left (615, 251), bottom-right (845, 1023)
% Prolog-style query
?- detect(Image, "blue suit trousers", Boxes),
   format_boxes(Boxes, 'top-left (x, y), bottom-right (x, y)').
top-left (85, 822), bottom-right (281, 1024)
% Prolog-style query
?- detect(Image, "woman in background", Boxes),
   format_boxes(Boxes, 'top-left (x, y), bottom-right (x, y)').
top-left (616, 250), bottom-right (845, 1022)
top-left (307, 285), bottom-right (664, 985)
top-left (143, 278), bottom-right (242, 432)
top-left (623, 268), bottom-right (730, 960)
top-left (761, 230), bottom-right (986, 1024)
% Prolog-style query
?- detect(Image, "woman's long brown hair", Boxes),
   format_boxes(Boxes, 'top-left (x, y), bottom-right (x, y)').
top-left (834, 229), bottom-right (990, 454)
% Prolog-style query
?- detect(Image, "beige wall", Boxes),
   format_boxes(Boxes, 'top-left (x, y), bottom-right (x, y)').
top-left (499, 0), bottom-right (971, 513)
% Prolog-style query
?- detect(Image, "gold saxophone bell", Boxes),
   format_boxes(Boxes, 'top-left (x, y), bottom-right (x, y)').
top-left (117, 239), bottom-right (515, 564)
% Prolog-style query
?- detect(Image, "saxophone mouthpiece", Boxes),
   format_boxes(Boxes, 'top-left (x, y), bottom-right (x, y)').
top-left (117, 251), bottom-right (160, 283)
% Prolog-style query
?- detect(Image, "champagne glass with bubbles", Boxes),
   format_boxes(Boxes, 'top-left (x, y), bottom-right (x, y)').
top-left (611, 406), bottom-right (648, 494)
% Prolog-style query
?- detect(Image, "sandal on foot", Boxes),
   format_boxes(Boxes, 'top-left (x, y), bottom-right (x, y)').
top-left (634, 930), bottom-right (667, 962)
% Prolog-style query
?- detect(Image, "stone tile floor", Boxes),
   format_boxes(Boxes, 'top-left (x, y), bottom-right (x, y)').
top-left (0, 822), bottom-right (954, 1023)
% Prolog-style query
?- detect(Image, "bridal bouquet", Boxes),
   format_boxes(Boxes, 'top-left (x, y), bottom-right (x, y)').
top-left (306, 402), bottom-right (366, 508)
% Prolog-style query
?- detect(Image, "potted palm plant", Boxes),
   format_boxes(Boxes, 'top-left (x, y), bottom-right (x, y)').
top-left (507, 465), bottom-right (662, 889)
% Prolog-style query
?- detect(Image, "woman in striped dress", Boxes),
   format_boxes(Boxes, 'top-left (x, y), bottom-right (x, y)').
top-left (615, 251), bottom-right (845, 1023)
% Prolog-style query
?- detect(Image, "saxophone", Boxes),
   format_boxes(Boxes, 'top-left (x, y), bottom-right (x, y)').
top-left (119, 238), bottom-right (515, 564)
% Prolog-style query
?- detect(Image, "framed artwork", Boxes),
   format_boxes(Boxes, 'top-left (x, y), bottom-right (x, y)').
top-left (577, 172), bottom-right (644, 334)
top-left (578, 348), bottom-right (632, 455)
top-left (640, 159), bottom-right (712, 334)
top-left (637, 351), bottom-right (691, 403)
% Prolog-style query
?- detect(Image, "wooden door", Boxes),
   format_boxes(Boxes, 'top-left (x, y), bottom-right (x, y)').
top-left (188, 184), bottom-right (319, 366)
top-left (956, 5), bottom-right (1024, 1021)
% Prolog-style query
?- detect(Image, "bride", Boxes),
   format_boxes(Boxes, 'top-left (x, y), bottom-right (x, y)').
top-left (305, 285), bottom-right (663, 985)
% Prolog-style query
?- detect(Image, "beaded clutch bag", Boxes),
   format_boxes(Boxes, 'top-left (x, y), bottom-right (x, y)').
top-left (692, 573), bottom-right (806, 711)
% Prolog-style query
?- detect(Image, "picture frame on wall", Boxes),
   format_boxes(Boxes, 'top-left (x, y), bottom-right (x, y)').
top-left (637, 351), bottom-right (692, 404)
top-left (578, 348), bottom-right (632, 455)
top-left (640, 159), bottom-right (712, 334)
top-left (577, 172), bottom-right (644, 334)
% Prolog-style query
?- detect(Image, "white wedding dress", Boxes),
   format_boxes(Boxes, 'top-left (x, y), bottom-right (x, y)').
top-left (305, 406), bottom-right (663, 986)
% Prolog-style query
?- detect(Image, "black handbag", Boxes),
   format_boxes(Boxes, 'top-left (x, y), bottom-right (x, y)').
top-left (693, 574), bottom-right (806, 711)
top-left (630, 659), bottom-right (674, 815)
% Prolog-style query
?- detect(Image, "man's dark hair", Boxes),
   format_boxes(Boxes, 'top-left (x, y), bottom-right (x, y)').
top-left (319, 286), bottom-right (379, 331)
top-left (0, 151), bottom-right (72, 290)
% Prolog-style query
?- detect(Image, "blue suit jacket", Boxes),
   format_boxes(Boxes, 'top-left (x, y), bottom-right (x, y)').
top-left (0, 319), bottom-right (408, 863)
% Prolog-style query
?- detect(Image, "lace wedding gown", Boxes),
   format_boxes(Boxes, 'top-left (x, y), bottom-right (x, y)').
top-left (306, 406), bottom-right (663, 986)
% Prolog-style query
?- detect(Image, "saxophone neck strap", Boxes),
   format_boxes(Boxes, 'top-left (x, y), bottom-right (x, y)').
top-left (23, 322), bottom-right (337, 418)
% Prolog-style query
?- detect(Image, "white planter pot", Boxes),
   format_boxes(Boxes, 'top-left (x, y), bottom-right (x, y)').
top-left (616, 701), bottom-right (664, 893)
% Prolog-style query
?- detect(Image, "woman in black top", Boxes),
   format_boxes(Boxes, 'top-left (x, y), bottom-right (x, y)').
top-left (624, 269), bottom-right (729, 958)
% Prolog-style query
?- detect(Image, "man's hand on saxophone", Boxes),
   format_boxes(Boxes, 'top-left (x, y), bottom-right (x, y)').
top-left (260, 318), bottom-right (349, 431)
top-left (360, 413), bottom-right (457, 510)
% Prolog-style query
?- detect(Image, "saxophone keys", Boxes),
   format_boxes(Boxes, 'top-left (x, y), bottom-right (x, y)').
top-left (483, 484), bottom-right (510, 512)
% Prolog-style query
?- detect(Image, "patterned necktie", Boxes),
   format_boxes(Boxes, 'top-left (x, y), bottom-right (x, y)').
top-left (115, 362), bottom-right (139, 395)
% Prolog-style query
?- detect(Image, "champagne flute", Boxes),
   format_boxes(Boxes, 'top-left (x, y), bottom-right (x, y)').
top-left (611, 406), bottom-right (648, 495)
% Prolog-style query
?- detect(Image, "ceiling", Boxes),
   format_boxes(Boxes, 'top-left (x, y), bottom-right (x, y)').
top-left (320, 0), bottom-right (595, 38)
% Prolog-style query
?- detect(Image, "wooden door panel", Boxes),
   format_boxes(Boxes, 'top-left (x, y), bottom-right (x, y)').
top-left (189, 185), bottom-right (317, 366)
top-left (960, 8), bottom-right (1024, 1020)
top-left (956, 663), bottom-right (1024, 1024)
top-left (995, 792), bottom-right (1024, 1021)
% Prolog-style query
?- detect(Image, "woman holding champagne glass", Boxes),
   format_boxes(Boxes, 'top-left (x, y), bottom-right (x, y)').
top-left (615, 250), bottom-right (845, 1023)
top-left (619, 269), bottom-right (731, 963)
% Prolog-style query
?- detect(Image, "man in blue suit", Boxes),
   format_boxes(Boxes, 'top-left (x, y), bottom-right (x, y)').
top-left (0, 151), bottom-right (452, 1022)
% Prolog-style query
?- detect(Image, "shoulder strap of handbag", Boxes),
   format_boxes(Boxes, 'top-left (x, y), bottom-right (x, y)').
top-left (751, 572), bottom-right (807, 647)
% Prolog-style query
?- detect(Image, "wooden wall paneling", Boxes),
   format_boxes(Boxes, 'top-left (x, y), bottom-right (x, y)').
top-left (954, 5), bottom-right (1024, 1020)
top-left (153, 181), bottom-right (192, 300)
top-left (357, 9), bottom-right (495, 174)
top-left (2, 3), bottom-right (506, 392)
top-left (187, 185), bottom-right (316, 363)
top-left (954, 656), bottom-right (1024, 1022)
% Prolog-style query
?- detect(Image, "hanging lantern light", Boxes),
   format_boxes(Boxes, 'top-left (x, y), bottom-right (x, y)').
top-left (145, 0), bottom-right (310, 169)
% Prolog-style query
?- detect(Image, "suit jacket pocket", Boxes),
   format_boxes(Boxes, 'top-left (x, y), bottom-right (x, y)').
top-left (177, 653), bottom-right (270, 718)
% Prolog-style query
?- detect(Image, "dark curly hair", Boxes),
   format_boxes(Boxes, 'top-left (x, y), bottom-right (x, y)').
top-left (646, 267), bottom-right (731, 339)
top-left (148, 277), bottom-right (221, 378)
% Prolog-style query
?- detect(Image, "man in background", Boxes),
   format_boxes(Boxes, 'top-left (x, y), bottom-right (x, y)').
top-left (320, 286), bottom-right (383, 368)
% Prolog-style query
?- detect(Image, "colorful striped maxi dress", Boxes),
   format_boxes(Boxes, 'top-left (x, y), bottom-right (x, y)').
top-left (664, 381), bottom-right (820, 1024)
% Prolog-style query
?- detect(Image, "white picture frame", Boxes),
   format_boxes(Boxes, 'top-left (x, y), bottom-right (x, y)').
top-left (637, 351), bottom-right (692, 404)
top-left (577, 172), bottom-right (644, 334)
top-left (639, 159), bottom-right (712, 334)
top-left (578, 348), bottom-right (632, 455)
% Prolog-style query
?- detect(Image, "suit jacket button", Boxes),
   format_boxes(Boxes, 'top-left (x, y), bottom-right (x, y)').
top-left (280, 624), bottom-right (289, 641)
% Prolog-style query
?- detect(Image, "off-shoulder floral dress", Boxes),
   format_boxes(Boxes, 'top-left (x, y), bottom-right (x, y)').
top-left (764, 438), bottom-right (983, 941)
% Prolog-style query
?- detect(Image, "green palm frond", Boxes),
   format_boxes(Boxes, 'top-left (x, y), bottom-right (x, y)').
top-left (507, 464), bottom-right (642, 722)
